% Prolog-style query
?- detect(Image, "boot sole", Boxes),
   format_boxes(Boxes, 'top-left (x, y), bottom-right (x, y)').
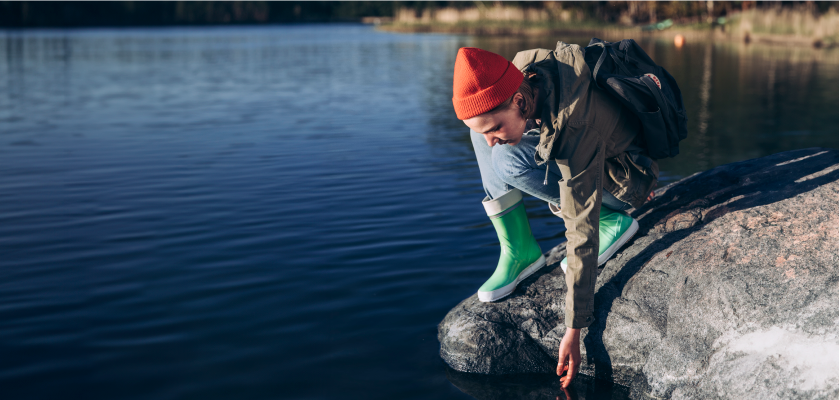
top-left (561, 219), bottom-right (639, 273)
top-left (477, 254), bottom-right (547, 302)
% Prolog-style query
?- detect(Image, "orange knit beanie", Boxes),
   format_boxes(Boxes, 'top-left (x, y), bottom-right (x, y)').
top-left (452, 47), bottom-right (523, 120)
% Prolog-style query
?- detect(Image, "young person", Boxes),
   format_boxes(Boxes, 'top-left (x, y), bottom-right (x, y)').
top-left (452, 45), bottom-right (658, 387)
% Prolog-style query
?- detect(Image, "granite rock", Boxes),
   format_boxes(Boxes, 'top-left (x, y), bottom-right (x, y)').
top-left (439, 148), bottom-right (839, 399)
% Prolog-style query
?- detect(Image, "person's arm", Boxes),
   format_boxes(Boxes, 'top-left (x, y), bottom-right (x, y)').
top-left (556, 131), bottom-right (604, 329)
top-left (553, 125), bottom-right (605, 387)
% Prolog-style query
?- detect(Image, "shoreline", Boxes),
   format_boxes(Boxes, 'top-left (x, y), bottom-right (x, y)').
top-left (378, 22), bottom-right (838, 48)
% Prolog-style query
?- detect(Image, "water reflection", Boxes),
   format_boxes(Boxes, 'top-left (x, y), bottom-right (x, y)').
top-left (445, 366), bottom-right (627, 400)
top-left (696, 42), bottom-right (713, 171)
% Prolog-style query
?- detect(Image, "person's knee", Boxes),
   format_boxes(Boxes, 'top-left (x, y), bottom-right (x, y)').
top-left (491, 144), bottom-right (530, 184)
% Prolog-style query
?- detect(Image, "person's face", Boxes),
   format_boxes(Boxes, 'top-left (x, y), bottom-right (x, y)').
top-left (463, 95), bottom-right (527, 147)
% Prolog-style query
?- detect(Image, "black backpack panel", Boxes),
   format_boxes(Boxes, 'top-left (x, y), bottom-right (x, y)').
top-left (583, 38), bottom-right (688, 159)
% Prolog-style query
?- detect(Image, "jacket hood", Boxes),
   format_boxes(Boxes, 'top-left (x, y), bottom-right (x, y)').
top-left (511, 42), bottom-right (592, 165)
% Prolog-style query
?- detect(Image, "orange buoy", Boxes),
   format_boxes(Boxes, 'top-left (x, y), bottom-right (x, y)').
top-left (674, 34), bottom-right (686, 48)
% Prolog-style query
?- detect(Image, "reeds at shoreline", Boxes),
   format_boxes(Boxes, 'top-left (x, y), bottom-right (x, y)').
top-left (382, 2), bottom-right (839, 47)
top-left (734, 4), bottom-right (839, 45)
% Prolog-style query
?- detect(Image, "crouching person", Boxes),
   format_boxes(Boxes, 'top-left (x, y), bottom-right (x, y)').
top-left (451, 45), bottom-right (658, 387)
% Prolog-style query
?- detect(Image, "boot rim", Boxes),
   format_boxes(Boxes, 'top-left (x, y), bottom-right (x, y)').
top-left (482, 188), bottom-right (522, 217)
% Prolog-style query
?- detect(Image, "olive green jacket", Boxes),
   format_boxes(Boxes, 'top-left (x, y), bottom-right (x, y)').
top-left (512, 42), bottom-right (659, 329)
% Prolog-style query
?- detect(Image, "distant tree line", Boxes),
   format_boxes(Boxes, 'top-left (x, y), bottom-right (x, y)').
top-left (0, 1), bottom-right (836, 28)
top-left (0, 1), bottom-right (395, 27)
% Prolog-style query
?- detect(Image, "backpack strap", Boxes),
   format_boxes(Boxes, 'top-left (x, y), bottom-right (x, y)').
top-left (606, 45), bottom-right (633, 76)
top-left (641, 74), bottom-right (678, 157)
top-left (591, 42), bottom-right (634, 87)
top-left (641, 75), bottom-right (669, 119)
top-left (591, 42), bottom-right (607, 88)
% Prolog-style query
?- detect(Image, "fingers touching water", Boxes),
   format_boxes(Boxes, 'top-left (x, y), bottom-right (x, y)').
top-left (556, 383), bottom-right (578, 400)
top-left (557, 328), bottom-right (581, 389)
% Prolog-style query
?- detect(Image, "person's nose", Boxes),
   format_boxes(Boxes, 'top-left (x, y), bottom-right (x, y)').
top-left (484, 134), bottom-right (496, 147)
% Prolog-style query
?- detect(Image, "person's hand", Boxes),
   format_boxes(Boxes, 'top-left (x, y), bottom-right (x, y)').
top-left (646, 183), bottom-right (658, 202)
top-left (557, 327), bottom-right (581, 389)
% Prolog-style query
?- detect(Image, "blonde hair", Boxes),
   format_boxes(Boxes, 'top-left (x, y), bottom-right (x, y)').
top-left (486, 78), bottom-right (537, 119)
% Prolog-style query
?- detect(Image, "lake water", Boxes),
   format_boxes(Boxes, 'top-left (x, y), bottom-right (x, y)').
top-left (1, 24), bottom-right (837, 400)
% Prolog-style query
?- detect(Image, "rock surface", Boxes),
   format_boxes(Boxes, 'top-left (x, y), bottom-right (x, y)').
top-left (439, 148), bottom-right (839, 399)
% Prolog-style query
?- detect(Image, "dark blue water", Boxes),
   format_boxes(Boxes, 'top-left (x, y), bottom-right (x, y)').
top-left (0, 24), bottom-right (837, 400)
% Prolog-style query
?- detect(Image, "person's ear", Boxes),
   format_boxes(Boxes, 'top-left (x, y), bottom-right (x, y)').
top-left (512, 92), bottom-right (524, 109)
top-left (513, 92), bottom-right (526, 115)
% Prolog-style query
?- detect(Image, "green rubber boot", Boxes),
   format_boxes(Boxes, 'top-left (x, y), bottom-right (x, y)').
top-left (478, 189), bottom-right (546, 302)
top-left (560, 206), bottom-right (639, 273)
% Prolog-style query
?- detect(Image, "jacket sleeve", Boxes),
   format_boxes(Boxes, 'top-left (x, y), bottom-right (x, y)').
top-left (555, 124), bottom-right (605, 329)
